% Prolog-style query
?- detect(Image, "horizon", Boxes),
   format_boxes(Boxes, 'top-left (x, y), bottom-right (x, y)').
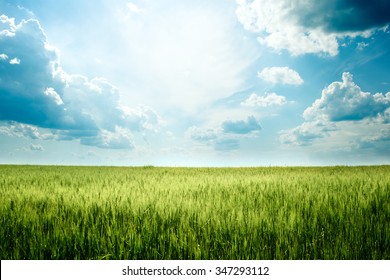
top-left (1, 0), bottom-right (389, 166)
top-left (1, 163), bottom-right (389, 169)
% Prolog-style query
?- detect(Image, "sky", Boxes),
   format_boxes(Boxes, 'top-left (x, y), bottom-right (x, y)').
top-left (0, 0), bottom-right (389, 166)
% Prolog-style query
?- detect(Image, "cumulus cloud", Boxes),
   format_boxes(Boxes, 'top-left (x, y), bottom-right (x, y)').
top-left (236, 0), bottom-right (389, 56)
top-left (241, 92), bottom-right (286, 107)
top-left (303, 72), bottom-right (390, 121)
top-left (281, 73), bottom-right (390, 150)
top-left (0, 14), bottom-right (162, 149)
top-left (258, 67), bottom-right (303, 85)
top-left (9, 57), bottom-right (20, 64)
top-left (222, 116), bottom-right (262, 134)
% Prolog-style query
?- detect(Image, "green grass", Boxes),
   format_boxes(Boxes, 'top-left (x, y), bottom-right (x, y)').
top-left (0, 165), bottom-right (389, 260)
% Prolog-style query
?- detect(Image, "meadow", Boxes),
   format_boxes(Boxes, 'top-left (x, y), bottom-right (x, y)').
top-left (0, 165), bottom-right (389, 260)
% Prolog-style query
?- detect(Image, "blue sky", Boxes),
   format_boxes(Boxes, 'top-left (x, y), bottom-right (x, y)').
top-left (0, 0), bottom-right (389, 166)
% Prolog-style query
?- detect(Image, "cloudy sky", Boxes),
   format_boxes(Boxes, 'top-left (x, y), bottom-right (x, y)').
top-left (0, 0), bottom-right (389, 166)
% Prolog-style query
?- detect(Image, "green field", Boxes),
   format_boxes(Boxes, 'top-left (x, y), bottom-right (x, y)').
top-left (0, 165), bottom-right (389, 260)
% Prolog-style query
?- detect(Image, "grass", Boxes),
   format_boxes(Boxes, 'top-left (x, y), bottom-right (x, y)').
top-left (0, 165), bottom-right (389, 260)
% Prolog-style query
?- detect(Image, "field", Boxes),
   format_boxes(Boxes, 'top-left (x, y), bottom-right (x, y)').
top-left (0, 165), bottom-right (389, 260)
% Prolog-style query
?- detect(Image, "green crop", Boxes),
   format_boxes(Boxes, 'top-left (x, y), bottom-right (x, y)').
top-left (0, 165), bottom-right (389, 259)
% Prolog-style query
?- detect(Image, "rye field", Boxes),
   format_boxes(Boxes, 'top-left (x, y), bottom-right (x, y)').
top-left (0, 165), bottom-right (389, 260)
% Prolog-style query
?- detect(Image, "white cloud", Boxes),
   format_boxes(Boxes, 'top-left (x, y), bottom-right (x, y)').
top-left (281, 73), bottom-right (390, 152)
top-left (383, 108), bottom-right (390, 123)
top-left (0, 14), bottom-right (15, 35)
top-left (280, 120), bottom-right (336, 146)
top-left (236, 0), bottom-right (338, 56)
top-left (222, 116), bottom-right (262, 134)
top-left (186, 115), bottom-right (262, 152)
top-left (236, 0), bottom-right (388, 56)
top-left (354, 127), bottom-right (390, 157)
top-left (303, 72), bottom-right (390, 121)
top-left (357, 42), bottom-right (369, 51)
top-left (80, 126), bottom-right (135, 150)
top-left (258, 67), bottom-right (303, 85)
top-left (9, 57), bottom-right (21, 64)
top-left (187, 126), bottom-right (240, 152)
top-left (44, 87), bottom-right (64, 106)
top-left (0, 53), bottom-right (8, 60)
top-left (0, 122), bottom-right (55, 140)
top-left (0, 14), bottom-right (162, 149)
top-left (241, 92), bottom-right (286, 107)
top-left (360, 127), bottom-right (390, 144)
top-left (281, 118), bottom-right (390, 160)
